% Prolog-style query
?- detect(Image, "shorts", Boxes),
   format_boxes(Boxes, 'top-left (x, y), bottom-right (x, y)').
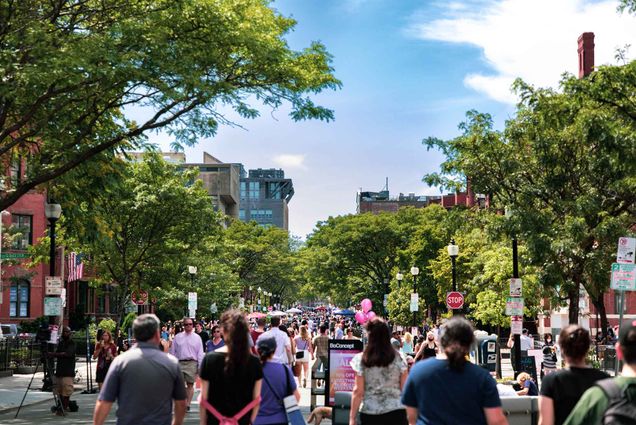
top-left (179, 360), bottom-right (198, 384)
top-left (54, 376), bottom-right (74, 397)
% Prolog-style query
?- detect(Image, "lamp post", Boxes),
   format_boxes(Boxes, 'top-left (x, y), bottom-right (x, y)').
top-left (188, 266), bottom-right (197, 286)
top-left (505, 207), bottom-right (522, 375)
top-left (45, 202), bottom-right (62, 325)
top-left (0, 210), bottom-right (10, 305)
top-left (447, 239), bottom-right (459, 315)
top-left (411, 266), bottom-right (419, 328)
top-left (257, 287), bottom-right (262, 311)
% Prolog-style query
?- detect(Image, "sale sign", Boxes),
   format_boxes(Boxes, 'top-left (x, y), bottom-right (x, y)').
top-left (326, 339), bottom-right (363, 405)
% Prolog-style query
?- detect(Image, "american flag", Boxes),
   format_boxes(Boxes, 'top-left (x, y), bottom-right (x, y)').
top-left (67, 252), bottom-right (84, 282)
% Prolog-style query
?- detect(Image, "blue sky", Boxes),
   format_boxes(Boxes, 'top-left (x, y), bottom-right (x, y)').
top-left (145, 0), bottom-right (636, 238)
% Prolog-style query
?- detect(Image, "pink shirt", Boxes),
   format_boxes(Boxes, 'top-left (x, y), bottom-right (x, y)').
top-left (169, 331), bottom-right (204, 367)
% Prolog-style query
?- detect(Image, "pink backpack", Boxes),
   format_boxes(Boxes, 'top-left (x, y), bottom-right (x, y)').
top-left (198, 395), bottom-right (260, 425)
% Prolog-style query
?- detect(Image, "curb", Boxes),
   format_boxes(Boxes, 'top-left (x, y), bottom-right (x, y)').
top-left (0, 397), bottom-right (52, 415)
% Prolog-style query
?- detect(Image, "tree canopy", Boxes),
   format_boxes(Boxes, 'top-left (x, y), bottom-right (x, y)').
top-left (0, 0), bottom-right (340, 209)
top-left (424, 69), bottom-right (636, 328)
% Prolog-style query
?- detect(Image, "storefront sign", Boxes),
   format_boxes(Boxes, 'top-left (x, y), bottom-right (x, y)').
top-left (326, 339), bottom-right (363, 406)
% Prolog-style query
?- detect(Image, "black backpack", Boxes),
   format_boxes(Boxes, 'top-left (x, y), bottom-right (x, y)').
top-left (595, 378), bottom-right (636, 425)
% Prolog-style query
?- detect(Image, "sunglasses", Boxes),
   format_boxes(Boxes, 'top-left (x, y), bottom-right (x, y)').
top-left (184, 323), bottom-right (194, 326)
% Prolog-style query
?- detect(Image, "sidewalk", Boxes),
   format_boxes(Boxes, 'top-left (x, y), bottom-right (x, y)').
top-left (0, 358), bottom-right (97, 413)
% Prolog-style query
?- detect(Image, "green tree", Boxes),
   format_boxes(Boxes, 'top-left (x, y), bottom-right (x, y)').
top-left (77, 153), bottom-right (220, 323)
top-left (0, 0), bottom-right (340, 210)
top-left (424, 72), bottom-right (636, 330)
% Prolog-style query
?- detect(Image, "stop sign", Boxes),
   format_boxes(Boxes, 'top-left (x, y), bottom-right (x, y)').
top-left (446, 291), bottom-right (464, 310)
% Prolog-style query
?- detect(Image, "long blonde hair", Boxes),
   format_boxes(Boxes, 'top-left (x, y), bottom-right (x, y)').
top-left (404, 332), bottom-right (413, 344)
top-left (300, 325), bottom-right (310, 341)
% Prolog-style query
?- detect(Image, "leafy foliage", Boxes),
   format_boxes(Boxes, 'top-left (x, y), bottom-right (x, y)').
top-left (0, 0), bottom-right (340, 210)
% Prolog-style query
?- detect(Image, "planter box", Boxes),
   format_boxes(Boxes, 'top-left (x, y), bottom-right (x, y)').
top-left (14, 365), bottom-right (37, 374)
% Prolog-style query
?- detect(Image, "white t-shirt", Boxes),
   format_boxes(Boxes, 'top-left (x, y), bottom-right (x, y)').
top-left (520, 334), bottom-right (534, 350)
top-left (257, 327), bottom-right (291, 365)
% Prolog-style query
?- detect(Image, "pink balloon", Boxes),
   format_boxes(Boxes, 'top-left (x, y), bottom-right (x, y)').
top-left (355, 311), bottom-right (368, 325)
top-left (361, 298), bottom-right (372, 313)
top-left (366, 311), bottom-right (376, 321)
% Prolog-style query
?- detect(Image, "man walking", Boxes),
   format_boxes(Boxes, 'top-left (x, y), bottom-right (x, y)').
top-left (256, 316), bottom-right (293, 365)
top-left (169, 317), bottom-right (204, 411)
top-left (564, 320), bottom-right (636, 425)
top-left (93, 314), bottom-right (186, 425)
top-left (312, 324), bottom-right (329, 374)
top-left (195, 322), bottom-right (209, 352)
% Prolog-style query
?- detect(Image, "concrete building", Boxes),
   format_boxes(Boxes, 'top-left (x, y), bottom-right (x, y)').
top-left (239, 168), bottom-right (294, 230)
top-left (183, 152), bottom-right (241, 219)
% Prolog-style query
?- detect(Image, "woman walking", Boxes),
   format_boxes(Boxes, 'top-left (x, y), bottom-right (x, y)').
top-left (401, 332), bottom-right (414, 355)
top-left (538, 325), bottom-right (608, 425)
top-left (349, 318), bottom-right (408, 425)
top-left (94, 330), bottom-right (118, 390)
top-left (294, 325), bottom-right (314, 388)
top-left (206, 325), bottom-right (225, 352)
top-left (401, 317), bottom-right (507, 425)
top-left (254, 337), bottom-right (300, 425)
top-left (199, 310), bottom-right (262, 425)
top-left (414, 331), bottom-right (438, 361)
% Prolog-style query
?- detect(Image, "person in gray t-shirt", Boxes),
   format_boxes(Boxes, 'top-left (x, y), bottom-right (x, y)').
top-left (93, 314), bottom-right (187, 425)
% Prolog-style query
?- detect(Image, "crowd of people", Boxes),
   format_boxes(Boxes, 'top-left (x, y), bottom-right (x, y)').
top-left (73, 308), bottom-right (636, 425)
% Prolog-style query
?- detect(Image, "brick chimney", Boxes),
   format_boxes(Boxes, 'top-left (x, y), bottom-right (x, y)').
top-left (578, 32), bottom-right (594, 78)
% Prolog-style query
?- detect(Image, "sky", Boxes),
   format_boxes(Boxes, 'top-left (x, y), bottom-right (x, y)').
top-left (142, 0), bottom-right (636, 239)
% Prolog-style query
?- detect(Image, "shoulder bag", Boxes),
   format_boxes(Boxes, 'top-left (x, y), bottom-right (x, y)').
top-left (262, 363), bottom-right (307, 425)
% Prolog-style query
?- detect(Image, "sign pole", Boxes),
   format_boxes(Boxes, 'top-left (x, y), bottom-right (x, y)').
top-left (615, 289), bottom-right (625, 376)
top-left (512, 237), bottom-right (521, 376)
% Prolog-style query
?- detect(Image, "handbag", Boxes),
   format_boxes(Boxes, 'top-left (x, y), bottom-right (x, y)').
top-left (295, 350), bottom-right (305, 360)
top-left (263, 364), bottom-right (307, 425)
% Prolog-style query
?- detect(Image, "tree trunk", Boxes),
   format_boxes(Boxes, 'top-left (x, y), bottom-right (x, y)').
top-left (590, 294), bottom-right (609, 340)
top-left (568, 284), bottom-right (580, 325)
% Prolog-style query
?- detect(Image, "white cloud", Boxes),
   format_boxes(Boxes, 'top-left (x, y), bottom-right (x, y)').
top-left (272, 154), bottom-right (307, 169)
top-left (408, 0), bottom-right (636, 104)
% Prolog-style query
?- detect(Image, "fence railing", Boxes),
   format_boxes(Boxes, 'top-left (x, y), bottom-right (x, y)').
top-left (0, 338), bottom-right (43, 371)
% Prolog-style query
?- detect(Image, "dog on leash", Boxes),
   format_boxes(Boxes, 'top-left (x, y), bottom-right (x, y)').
top-left (307, 406), bottom-right (332, 425)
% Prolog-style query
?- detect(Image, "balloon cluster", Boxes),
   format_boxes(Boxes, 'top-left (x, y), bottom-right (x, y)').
top-left (355, 298), bottom-right (377, 324)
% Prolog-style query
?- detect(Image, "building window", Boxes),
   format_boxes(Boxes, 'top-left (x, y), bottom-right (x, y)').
top-left (614, 292), bottom-right (628, 314)
top-left (239, 209), bottom-right (245, 220)
top-left (9, 280), bottom-right (30, 317)
top-left (97, 295), bottom-right (106, 314)
top-left (11, 215), bottom-right (32, 250)
top-left (240, 182), bottom-right (247, 199)
top-left (251, 209), bottom-right (273, 223)
top-left (249, 182), bottom-right (260, 199)
top-left (268, 183), bottom-right (281, 199)
top-left (9, 157), bottom-right (22, 187)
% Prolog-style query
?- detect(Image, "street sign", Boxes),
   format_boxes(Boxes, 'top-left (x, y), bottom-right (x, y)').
top-left (188, 308), bottom-right (196, 319)
top-left (45, 276), bottom-right (63, 288)
top-left (617, 237), bottom-right (636, 264)
top-left (509, 278), bottom-right (522, 297)
top-left (611, 263), bottom-right (636, 291)
top-left (511, 315), bottom-right (523, 335)
top-left (0, 252), bottom-right (30, 259)
top-left (188, 292), bottom-right (197, 310)
top-left (45, 287), bottom-right (63, 295)
top-left (131, 289), bottom-right (149, 305)
top-left (446, 291), bottom-right (464, 310)
top-left (506, 297), bottom-right (524, 316)
top-left (44, 297), bottom-right (63, 316)
top-left (410, 293), bottom-right (419, 312)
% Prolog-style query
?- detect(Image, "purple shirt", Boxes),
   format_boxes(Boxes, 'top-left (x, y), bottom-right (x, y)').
top-left (169, 331), bottom-right (204, 367)
top-left (254, 361), bottom-right (296, 425)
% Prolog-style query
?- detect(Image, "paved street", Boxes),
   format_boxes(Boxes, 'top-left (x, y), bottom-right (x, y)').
top-left (0, 362), bottom-right (328, 425)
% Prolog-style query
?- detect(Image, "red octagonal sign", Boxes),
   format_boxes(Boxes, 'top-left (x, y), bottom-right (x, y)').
top-left (446, 291), bottom-right (464, 310)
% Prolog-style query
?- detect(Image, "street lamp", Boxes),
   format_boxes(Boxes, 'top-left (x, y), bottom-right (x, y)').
top-left (505, 207), bottom-right (521, 375)
top-left (188, 266), bottom-right (197, 287)
top-left (396, 272), bottom-right (404, 284)
top-left (0, 210), bottom-right (10, 304)
top-left (447, 239), bottom-right (459, 315)
top-left (410, 266), bottom-right (419, 327)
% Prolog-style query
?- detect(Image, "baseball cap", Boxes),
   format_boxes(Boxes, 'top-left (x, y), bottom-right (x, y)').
top-left (619, 320), bottom-right (636, 347)
top-left (256, 337), bottom-right (277, 356)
